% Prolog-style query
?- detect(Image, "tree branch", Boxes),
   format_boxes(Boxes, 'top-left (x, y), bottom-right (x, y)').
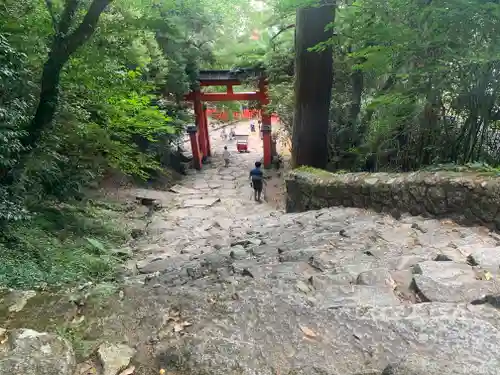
top-left (44, 0), bottom-right (59, 33)
top-left (20, 0), bottom-right (113, 154)
top-left (58, 0), bottom-right (80, 36)
top-left (271, 24), bottom-right (295, 42)
top-left (62, 0), bottom-right (113, 57)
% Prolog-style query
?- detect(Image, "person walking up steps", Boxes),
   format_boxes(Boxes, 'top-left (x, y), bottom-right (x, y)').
top-left (249, 161), bottom-right (264, 202)
top-left (220, 128), bottom-right (227, 140)
top-left (223, 146), bottom-right (230, 167)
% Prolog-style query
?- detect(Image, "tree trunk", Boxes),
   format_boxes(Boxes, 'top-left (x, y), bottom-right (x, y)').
top-left (291, 0), bottom-right (335, 169)
top-left (21, 0), bottom-right (113, 152)
top-left (22, 53), bottom-right (66, 150)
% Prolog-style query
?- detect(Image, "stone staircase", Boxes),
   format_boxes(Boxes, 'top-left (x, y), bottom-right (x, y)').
top-left (2, 122), bottom-right (500, 375)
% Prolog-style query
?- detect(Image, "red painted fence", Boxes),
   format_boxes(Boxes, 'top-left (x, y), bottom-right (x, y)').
top-left (206, 108), bottom-right (280, 124)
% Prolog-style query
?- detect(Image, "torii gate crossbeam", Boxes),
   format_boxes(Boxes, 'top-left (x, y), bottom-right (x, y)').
top-left (184, 69), bottom-right (273, 170)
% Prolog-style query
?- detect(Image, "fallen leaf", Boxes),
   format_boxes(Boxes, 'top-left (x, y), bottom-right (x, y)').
top-left (0, 328), bottom-right (7, 345)
top-left (71, 315), bottom-right (85, 325)
top-left (173, 323), bottom-right (183, 332)
top-left (74, 360), bottom-right (96, 375)
top-left (119, 366), bottom-right (135, 375)
top-left (303, 335), bottom-right (317, 343)
top-left (475, 270), bottom-right (493, 281)
top-left (173, 319), bottom-right (193, 332)
top-left (300, 325), bottom-right (317, 338)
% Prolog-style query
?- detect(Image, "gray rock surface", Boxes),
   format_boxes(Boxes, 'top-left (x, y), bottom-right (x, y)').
top-left (412, 261), bottom-right (497, 303)
top-left (0, 329), bottom-right (75, 375)
top-left (97, 343), bottom-right (136, 375)
top-left (136, 257), bottom-right (173, 274)
top-left (285, 168), bottom-right (500, 230)
top-left (466, 247), bottom-right (500, 270)
top-left (5, 290), bottom-right (37, 313)
top-left (142, 195), bottom-right (500, 375)
top-left (356, 268), bottom-right (394, 286)
top-left (122, 129), bottom-right (500, 373)
top-left (383, 350), bottom-right (500, 375)
top-left (155, 299), bottom-right (500, 375)
top-left (7, 122), bottom-right (500, 375)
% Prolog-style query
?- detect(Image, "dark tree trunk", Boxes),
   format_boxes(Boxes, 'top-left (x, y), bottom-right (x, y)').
top-left (291, 0), bottom-right (335, 169)
top-left (23, 54), bottom-right (66, 149)
top-left (21, 0), bottom-right (113, 152)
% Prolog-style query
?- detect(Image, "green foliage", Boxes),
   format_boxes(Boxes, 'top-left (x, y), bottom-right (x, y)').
top-left (0, 35), bottom-right (32, 224)
top-left (0, 0), bottom-right (247, 288)
top-left (295, 165), bottom-right (336, 178)
top-left (0, 35), bottom-right (27, 166)
top-left (322, 0), bottom-right (500, 171)
top-left (55, 324), bottom-right (95, 360)
top-left (265, 24), bottom-right (294, 145)
top-left (421, 162), bottom-right (500, 175)
top-left (260, 0), bottom-right (500, 172)
top-left (0, 202), bottom-right (126, 289)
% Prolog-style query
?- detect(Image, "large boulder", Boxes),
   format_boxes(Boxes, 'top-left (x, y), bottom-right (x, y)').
top-left (98, 343), bottom-right (136, 375)
top-left (412, 261), bottom-right (497, 303)
top-left (383, 351), bottom-right (499, 375)
top-left (0, 328), bottom-right (75, 375)
top-left (154, 289), bottom-right (500, 375)
top-left (465, 247), bottom-right (500, 270)
top-left (356, 268), bottom-right (394, 286)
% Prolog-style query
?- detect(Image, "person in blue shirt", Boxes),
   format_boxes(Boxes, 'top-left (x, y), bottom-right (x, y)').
top-left (249, 161), bottom-right (264, 202)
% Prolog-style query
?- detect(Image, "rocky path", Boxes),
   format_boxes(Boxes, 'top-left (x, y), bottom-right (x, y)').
top-left (3, 121), bottom-right (500, 375)
top-left (126, 121), bottom-right (280, 276)
top-left (121, 121), bottom-right (500, 375)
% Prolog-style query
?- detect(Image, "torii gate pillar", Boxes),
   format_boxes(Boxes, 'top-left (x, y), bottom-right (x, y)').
top-left (187, 125), bottom-right (202, 170)
top-left (184, 69), bottom-right (273, 170)
top-left (203, 105), bottom-right (211, 157)
top-left (193, 90), bottom-right (208, 160)
top-left (259, 79), bottom-right (272, 168)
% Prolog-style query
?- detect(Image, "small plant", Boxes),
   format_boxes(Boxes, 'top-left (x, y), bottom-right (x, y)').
top-left (0, 202), bottom-right (127, 289)
top-left (55, 324), bottom-right (94, 360)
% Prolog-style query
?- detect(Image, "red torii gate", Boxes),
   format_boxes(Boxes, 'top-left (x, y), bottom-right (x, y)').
top-left (184, 69), bottom-right (273, 170)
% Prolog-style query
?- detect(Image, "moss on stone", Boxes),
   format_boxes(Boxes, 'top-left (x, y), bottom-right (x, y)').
top-left (294, 166), bottom-right (337, 178)
top-left (286, 167), bottom-right (500, 230)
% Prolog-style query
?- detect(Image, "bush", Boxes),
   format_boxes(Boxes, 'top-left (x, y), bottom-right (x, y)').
top-left (0, 202), bottom-right (127, 289)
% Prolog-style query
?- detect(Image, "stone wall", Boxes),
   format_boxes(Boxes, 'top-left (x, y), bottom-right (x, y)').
top-left (285, 168), bottom-right (500, 229)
